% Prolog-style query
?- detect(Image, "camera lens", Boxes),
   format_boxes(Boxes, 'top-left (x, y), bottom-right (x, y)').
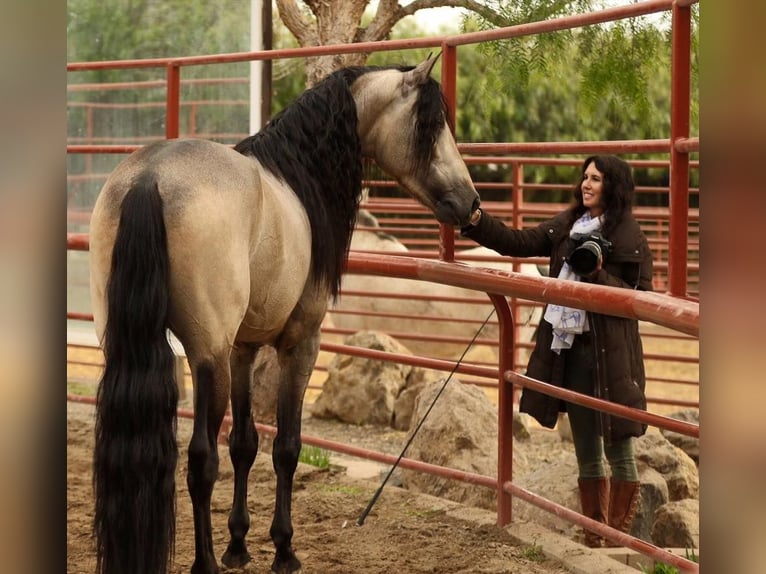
top-left (569, 240), bottom-right (602, 275)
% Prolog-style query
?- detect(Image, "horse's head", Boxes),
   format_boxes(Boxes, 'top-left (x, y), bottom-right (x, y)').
top-left (352, 56), bottom-right (480, 227)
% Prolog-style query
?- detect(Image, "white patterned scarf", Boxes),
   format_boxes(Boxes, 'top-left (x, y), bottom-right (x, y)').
top-left (543, 212), bottom-right (604, 354)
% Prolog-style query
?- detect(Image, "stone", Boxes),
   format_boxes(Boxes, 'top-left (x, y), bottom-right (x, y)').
top-left (633, 465), bottom-right (670, 543)
top-left (312, 331), bottom-right (413, 426)
top-left (392, 366), bottom-right (443, 431)
top-left (401, 379), bottom-right (522, 510)
top-left (635, 432), bottom-right (699, 501)
top-left (513, 455), bottom-right (580, 539)
top-left (252, 345), bottom-right (280, 425)
top-left (651, 498), bottom-right (700, 549)
top-left (659, 409), bottom-right (699, 465)
top-left (512, 407), bottom-right (532, 441)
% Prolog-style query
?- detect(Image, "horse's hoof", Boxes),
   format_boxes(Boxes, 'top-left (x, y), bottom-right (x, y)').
top-left (190, 559), bottom-right (220, 574)
top-left (221, 548), bottom-right (252, 568)
top-left (270, 556), bottom-right (302, 574)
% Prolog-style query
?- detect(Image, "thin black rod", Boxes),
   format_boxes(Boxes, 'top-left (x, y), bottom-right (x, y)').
top-left (356, 307), bottom-right (497, 526)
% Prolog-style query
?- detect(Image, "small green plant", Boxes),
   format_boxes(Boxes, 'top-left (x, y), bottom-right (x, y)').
top-left (298, 445), bottom-right (331, 469)
top-left (639, 563), bottom-right (678, 574)
top-left (639, 547), bottom-right (698, 574)
top-left (518, 542), bottom-right (545, 562)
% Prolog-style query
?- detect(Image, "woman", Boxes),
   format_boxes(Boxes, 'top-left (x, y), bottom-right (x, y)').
top-left (461, 155), bottom-right (653, 547)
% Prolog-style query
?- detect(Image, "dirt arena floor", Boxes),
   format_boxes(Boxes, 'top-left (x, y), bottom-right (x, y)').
top-left (67, 324), bottom-right (697, 573)
top-left (67, 400), bottom-right (571, 574)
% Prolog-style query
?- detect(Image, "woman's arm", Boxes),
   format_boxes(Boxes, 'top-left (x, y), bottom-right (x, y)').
top-left (461, 208), bottom-right (561, 258)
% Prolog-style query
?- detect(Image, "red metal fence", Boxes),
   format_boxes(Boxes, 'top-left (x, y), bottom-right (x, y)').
top-left (67, 1), bottom-right (699, 571)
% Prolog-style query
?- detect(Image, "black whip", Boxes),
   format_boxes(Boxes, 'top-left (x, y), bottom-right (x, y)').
top-left (356, 307), bottom-right (496, 526)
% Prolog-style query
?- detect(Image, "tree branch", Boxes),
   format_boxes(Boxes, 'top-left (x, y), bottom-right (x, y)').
top-left (275, 0), bottom-right (318, 46)
top-left (360, 0), bottom-right (507, 43)
top-left (360, 0), bottom-right (404, 42)
top-left (401, 0), bottom-right (507, 27)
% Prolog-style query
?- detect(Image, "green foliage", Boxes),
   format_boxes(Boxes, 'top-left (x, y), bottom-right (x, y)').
top-left (518, 541), bottom-right (546, 562)
top-left (298, 445), bottom-right (331, 469)
top-left (640, 562), bottom-right (679, 574)
top-left (466, 0), bottom-right (698, 144)
top-left (67, 0), bottom-right (698, 196)
top-left (639, 547), bottom-right (699, 574)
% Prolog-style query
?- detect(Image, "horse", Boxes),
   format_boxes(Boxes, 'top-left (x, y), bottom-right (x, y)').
top-left (88, 55), bottom-right (480, 574)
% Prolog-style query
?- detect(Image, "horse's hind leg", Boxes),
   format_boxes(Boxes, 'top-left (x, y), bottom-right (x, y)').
top-left (221, 344), bottom-right (260, 568)
top-left (187, 354), bottom-right (231, 574)
top-left (270, 331), bottom-right (320, 574)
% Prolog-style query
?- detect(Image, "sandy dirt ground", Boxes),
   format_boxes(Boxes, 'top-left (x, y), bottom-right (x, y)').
top-left (66, 324), bottom-right (697, 573)
top-left (67, 400), bottom-right (571, 574)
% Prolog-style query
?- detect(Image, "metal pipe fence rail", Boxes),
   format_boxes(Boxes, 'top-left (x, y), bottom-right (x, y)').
top-left (68, 0), bottom-right (699, 569)
top-left (67, 0), bottom-right (699, 293)
top-left (67, 246), bottom-right (699, 572)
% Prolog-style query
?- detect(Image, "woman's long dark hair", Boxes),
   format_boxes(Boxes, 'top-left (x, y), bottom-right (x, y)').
top-left (564, 155), bottom-right (635, 238)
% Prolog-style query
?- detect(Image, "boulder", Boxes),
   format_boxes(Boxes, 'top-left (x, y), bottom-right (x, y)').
top-left (635, 432), bottom-right (699, 501)
top-left (651, 498), bottom-right (700, 549)
top-left (633, 465), bottom-right (670, 543)
top-left (401, 379), bottom-right (523, 510)
top-left (392, 366), bottom-right (443, 431)
top-left (659, 409), bottom-right (699, 465)
top-left (512, 407), bottom-right (532, 441)
top-left (513, 454), bottom-right (580, 539)
top-left (252, 345), bottom-right (280, 425)
top-left (312, 331), bottom-right (413, 426)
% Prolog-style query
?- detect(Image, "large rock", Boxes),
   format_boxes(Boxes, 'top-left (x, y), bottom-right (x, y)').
top-left (312, 331), bottom-right (413, 426)
top-left (635, 432), bottom-right (699, 501)
top-left (513, 455), bottom-right (580, 539)
top-left (392, 366), bottom-right (443, 431)
top-left (633, 465), bottom-right (670, 543)
top-left (252, 345), bottom-right (280, 425)
top-left (401, 379), bottom-right (522, 510)
top-left (651, 498), bottom-right (700, 548)
top-left (659, 409), bottom-right (699, 465)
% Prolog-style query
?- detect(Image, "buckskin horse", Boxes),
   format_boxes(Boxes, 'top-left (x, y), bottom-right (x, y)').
top-left (88, 55), bottom-right (480, 574)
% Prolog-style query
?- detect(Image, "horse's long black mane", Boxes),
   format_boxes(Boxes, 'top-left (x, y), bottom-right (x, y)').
top-left (234, 65), bottom-right (447, 299)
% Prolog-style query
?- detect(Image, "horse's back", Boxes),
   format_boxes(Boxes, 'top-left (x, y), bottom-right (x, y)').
top-left (90, 138), bottom-right (314, 353)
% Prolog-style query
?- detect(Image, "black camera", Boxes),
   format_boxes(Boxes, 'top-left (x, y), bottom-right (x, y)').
top-left (566, 232), bottom-right (613, 276)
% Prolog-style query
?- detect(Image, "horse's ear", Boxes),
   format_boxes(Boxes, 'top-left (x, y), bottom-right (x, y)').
top-left (403, 52), bottom-right (441, 92)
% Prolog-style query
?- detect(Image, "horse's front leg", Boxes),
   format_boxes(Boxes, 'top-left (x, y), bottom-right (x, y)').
top-left (270, 331), bottom-right (320, 574)
top-left (221, 344), bottom-right (260, 568)
top-left (187, 356), bottom-right (231, 574)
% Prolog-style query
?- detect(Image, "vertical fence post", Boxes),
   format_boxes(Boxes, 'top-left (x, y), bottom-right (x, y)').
top-left (510, 161), bottom-right (524, 384)
top-left (166, 62), bottom-right (181, 140)
top-left (490, 293), bottom-right (515, 526)
top-left (439, 42), bottom-right (458, 262)
top-left (668, 3), bottom-right (692, 296)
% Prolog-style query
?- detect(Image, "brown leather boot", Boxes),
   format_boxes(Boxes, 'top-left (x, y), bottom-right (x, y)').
top-left (605, 479), bottom-right (641, 547)
top-left (577, 477), bottom-right (609, 548)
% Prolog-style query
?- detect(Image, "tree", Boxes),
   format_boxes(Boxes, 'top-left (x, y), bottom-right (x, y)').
top-left (277, 0), bottom-right (590, 85)
top-left (276, 1), bottom-right (697, 141)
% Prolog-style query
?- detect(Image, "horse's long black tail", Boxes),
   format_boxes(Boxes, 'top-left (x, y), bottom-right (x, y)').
top-left (93, 178), bottom-right (178, 574)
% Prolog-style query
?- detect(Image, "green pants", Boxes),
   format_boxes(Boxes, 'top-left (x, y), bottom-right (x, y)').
top-left (564, 334), bottom-right (638, 481)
